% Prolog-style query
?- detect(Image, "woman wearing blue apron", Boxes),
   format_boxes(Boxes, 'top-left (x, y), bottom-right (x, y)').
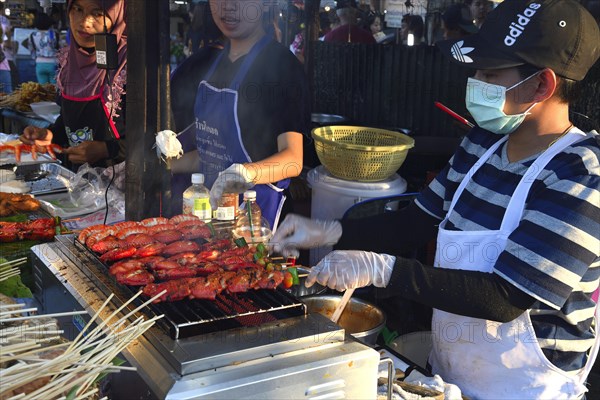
top-left (171, 0), bottom-right (309, 229)
top-left (271, 1), bottom-right (600, 397)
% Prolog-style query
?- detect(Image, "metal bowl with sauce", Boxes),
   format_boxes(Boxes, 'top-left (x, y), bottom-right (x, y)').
top-left (302, 295), bottom-right (386, 345)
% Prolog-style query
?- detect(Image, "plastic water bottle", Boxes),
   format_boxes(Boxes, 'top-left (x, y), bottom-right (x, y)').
top-left (182, 173), bottom-right (211, 222)
top-left (233, 190), bottom-right (271, 244)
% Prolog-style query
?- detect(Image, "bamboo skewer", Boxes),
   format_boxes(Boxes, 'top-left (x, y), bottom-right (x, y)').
top-left (0, 303), bottom-right (26, 309)
top-left (0, 257), bottom-right (27, 269)
top-left (0, 268), bottom-right (20, 281)
top-left (1, 310), bottom-right (88, 323)
top-left (0, 307), bottom-right (38, 317)
top-left (331, 288), bottom-right (355, 324)
top-left (0, 289), bottom-right (164, 398)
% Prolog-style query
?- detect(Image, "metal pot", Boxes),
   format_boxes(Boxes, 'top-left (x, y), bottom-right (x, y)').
top-left (302, 295), bottom-right (386, 345)
top-left (287, 267), bottom-right (326, 298)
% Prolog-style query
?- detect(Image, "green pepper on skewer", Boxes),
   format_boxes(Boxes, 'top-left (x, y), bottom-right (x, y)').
top-left (234, 237), bottom-right (248, 248)
top-left (287, 267), bottom-right (299, 286)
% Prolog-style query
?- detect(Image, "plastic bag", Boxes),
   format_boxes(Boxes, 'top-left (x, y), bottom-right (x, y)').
top-left (68, 163), bottom-right (126, 214)
top-left (155, 129), bottom-right (183, 161)
top-left (68, 163), bottom-right (107, 209)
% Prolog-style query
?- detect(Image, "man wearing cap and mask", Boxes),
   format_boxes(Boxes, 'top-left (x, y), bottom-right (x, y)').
top-left (323, 0), bottom-right (375, 43)
top-left (271, 0), bottom-right (600, 397)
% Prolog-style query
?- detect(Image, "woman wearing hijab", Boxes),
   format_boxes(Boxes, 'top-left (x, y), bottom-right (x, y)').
top-left (20, 0), bottom-right (126, 168)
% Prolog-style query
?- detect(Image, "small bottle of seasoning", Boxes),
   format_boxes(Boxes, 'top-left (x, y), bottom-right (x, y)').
top-left (215, 192), bottom-right (238, 221)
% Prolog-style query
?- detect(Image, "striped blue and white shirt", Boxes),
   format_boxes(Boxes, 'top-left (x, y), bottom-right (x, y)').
top-left (416, 127), bottom-right (600, 371)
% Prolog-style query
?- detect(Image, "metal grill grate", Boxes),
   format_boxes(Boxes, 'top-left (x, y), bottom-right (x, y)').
top-left (64, 235), bottom-right (306, 339)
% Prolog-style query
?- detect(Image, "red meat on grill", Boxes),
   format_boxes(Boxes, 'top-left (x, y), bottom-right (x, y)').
top-left (152, 229), bottom-right (183, 244)
top-left (143, 280), bottom-right (191, 302)
top-left (162, 240), bottom-right (201, 256)
top-left (125, 233), bottom-right (156, 248)
top-left (134, 242), bottom-right (166, 258)
top-left (116, 269), bottom-right (155, 286)
top-left (195, 262), bottom-right (222, 276)
top-left (109, 259), bottom-right (145, 275)
top-left (155, 267), bottom-right (197, 280)
top-left (136, 256), bottom-right (165, 268)
top-left (256, 270), bottom-right (285, 290)
top-left (226, 268), bottom-right (261, 293)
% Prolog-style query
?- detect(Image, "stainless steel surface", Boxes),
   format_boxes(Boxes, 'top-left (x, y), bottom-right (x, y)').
top-left (16, 162), bottom-right (72, 195)
top-left (302, 295), bottom-right (387, 345)
top-left (380, 357), bottom-right (395, 400)
top-left (32, 237), bottom-right (381, 399)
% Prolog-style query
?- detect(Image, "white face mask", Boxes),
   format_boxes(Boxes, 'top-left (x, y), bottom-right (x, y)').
top-left (465, 72), bottom-right (539, 135)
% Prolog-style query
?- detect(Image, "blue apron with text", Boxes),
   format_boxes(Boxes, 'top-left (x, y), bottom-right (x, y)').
top-left (193, 36), bottom-right (288, 229)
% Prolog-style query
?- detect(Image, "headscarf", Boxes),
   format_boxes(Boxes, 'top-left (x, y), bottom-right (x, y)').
top-left (57, 0), bottom-right (127, 117)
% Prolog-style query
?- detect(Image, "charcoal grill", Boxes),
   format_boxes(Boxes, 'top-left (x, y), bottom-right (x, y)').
top-left (31, 235), bottom-right (381, 399)
top-left (69, 235), bottom-right (306, 339)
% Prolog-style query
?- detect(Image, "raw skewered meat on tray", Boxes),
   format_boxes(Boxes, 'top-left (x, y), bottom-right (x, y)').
top-left (0, 218), bottom-right (58, 242)
top-left (0, 143), bottom-right (63, 163)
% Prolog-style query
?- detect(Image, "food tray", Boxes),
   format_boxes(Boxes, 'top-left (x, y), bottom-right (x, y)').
top-left (37, 191), bottom-right (105, 219)
top-left (0, 152), bottom-right (57, 166)
top-left (19, 163), bottom-right (73, 195)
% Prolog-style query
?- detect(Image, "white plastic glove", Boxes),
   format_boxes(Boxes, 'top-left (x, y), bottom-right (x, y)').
top-left (209, 163), bottom-right (255, 209)
top-left (306, 250), bottom-right (395, 291)
top-left (269, 214), bottom-right (343, 257)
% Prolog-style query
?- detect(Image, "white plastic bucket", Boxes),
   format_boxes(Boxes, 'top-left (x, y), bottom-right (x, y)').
top-left (307, 165), bottom-right (407, 265)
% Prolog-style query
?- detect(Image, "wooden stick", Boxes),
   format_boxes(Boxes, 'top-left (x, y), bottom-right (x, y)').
top-left (0, 303), bottom-right (26, 309)
top-left (0, 256), bottom-right (27, 268)
top-left (1, 292), bottom-right (161, 399)
top-left (0, 269), bottom-right (20, 281)
top-left (1, 310), bottom-right (88, 323)
top-left (0, 262), bottom-right (25, 272)
top-left (0, 307), bottom-right (38, 316)
top-left (0, 321), bottom-right (58, 335)
top-left (331, 288), bottom-right (355, 324)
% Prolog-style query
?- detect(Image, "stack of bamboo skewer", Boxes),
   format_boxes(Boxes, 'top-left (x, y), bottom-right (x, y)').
top-left (0, 258), bottom-right (26, 282)
top-left (1, 289), bottom-right (165, 399)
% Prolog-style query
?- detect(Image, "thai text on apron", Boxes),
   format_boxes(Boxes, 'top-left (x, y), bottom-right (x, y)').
top-left (193, 35), bottom-right (287, 229)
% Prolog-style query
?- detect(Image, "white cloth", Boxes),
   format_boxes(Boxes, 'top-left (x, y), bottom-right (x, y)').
top-left (404, 370), bottom-right (462, 400)
top-left (429, 129), bottom-right (600, 399)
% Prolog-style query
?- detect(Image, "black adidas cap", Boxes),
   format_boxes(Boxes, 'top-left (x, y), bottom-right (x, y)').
top-left (436, 0), bottom-right (600, 81)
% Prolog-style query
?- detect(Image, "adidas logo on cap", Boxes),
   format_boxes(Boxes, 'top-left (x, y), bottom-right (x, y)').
top-left (504, 2), bottom-right (541, 46)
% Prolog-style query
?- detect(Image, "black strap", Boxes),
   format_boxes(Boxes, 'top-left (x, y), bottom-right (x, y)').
top-left (30, 33), bottom-right (37, 52)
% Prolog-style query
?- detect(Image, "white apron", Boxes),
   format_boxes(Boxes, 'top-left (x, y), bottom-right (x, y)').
top-left (429, 129), bottom-right (600, 399)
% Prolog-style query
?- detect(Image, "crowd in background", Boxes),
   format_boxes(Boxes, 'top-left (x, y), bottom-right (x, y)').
top-left (0, 4), bottom-right (68, 94)
top-left (3, 1), bottom-right (598, 92)
top-left (168, 0), bottom-right (496, 68)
